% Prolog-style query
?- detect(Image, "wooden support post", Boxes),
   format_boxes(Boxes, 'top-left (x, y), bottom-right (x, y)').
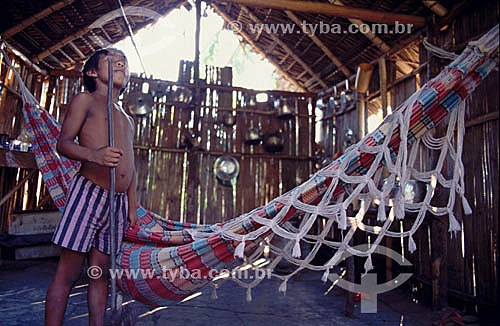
top-left (427, 27), bottom-right (448, 310)
top-left (186, 0), bottom-right (202, 221)
top-left (357, 92), bottom-right (365, 138)
top-left (378, 57), bottom-right (388, 117)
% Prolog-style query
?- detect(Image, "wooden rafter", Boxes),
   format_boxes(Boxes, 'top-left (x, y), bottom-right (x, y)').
top-left (285, 10), bottom-right (351, 77)
top-left (68, 41), bottom-right (85, 59)
top-left (241, 6), bottom-right (328, 89)
top-left (212, 3), bottom-right (307, 92)
top-left (331, 0), bottom-right (414, 74)
top-left (2, 0), bottom-right (75, 39)
top-left (33, 0), bottom-right (183, 64)
top-left (222, 0), bottom-right (425, 26)
top-left (423, 1), bottom-right (448, 17)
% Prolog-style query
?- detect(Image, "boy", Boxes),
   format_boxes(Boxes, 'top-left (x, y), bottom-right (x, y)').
top-left (45, 48), bottom-right (139, 326)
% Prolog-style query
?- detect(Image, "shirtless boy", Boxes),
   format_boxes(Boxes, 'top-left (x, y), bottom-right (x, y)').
top-left (45, 48), bottom-right (139, 326)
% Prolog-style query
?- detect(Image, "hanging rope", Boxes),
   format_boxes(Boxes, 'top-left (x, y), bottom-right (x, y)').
top-left (115, 0), bottom-right (147, 75)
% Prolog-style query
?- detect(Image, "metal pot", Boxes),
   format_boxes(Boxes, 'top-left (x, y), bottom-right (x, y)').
top-left (170, 85), bottom-right (193, 104)
top-left (222, 113), bottom-right (236, 127)
top-left (244, 127), bottom-right (262, 145)
top-left (276, 97), bottom-right (296, 119)
top-left (263, 131), bottom-right (285, 153)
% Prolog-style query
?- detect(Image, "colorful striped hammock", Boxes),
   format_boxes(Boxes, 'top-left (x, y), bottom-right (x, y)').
top-left (16, 25), bottom-right (499, 306)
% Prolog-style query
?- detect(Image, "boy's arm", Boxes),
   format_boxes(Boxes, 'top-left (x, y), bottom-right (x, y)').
top-left (127, 168), bottom-right (139, 227)
top-left (57, 93), bottom-right (122, 166)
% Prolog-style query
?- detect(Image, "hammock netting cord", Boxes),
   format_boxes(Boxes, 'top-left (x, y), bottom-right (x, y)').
top-left (6, 24), bottom-right (498, 306)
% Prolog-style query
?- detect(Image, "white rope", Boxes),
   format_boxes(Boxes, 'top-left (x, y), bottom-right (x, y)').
top-left (423, 38), bottom-right (459, 60)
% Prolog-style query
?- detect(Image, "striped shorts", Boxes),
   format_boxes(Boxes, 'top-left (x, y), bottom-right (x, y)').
top-left (52, 173), bottom-right (129, 255)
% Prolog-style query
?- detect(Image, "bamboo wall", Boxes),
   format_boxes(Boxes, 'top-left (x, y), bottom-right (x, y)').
top-left (326, 2), bottom-right (498, 312)
top-left (128, 73), bottom-right (315, 225)
top-left (0, 50), bottom-right (56, 233)
top-left (0, 54), bottom-right (316, 231)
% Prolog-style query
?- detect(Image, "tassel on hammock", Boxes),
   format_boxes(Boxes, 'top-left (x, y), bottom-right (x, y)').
top-left (377, 201), bottom-right (387, 222)
top-left (292, 238), bottom-right (301, 258)
top-left (278, 279), bottom-right (288, 294)
top-left (461, 195), bottom-right (473, 215)
top-left (408, 234), bottom-right (417, 253)
top-left (246, 287), bottom-right (252, 302)
top-left (211, 285), bottom-right (218, 299)
top-left (395, 198), bottom-right (405, 220)
top-left (363, 255), bottom-right (374, 276)
top-left (321, 268), bottom-right (330, 283)
top-left (234, 237), bottom-right (246, 258)
top-left (448, 212), bottom-right (462, 234)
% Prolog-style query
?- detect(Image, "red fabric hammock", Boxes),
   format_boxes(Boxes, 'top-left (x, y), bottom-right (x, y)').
top-left (20, 25), bottom-right (498, 306)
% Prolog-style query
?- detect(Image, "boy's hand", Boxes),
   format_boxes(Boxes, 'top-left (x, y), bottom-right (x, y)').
top-left (128, 210), bottom-right (139, 228)
top-left (92, 147), bottom-right (123, 167)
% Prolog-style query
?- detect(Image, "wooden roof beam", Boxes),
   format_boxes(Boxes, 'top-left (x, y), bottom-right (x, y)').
top-left (423, 1), bottom-right (448, 17)
top-left (58, 48), bottom-right (76, 64)
top-left (285, 10), bottom-right (351, 77)
top-left (241, 6), bottom-right (328, 89)
top-left (33, 0), bottom-right (183, 63)
top-left (2, 0), bottom-right (75, 39)
top-left (331, 0), bottom-right (414, 75)
top-left (222, 0), bottom-right (425, 26)
top-left (68, 41), bottom-right (85, 59)
top-left (33, 26), bottom-right (91, 63)
top-left (212, 3), bottom-right (307, 92)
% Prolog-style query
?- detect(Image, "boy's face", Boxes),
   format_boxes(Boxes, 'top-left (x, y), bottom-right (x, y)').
top-left (96, 51), bottom-right (130, 89)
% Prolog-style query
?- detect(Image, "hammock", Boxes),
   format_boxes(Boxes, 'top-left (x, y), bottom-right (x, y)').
top-left (9, 24), bottom-right (499, 306)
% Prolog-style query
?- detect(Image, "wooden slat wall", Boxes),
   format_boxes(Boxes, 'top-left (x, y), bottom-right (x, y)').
top-left (124, 72), bottom-right (315, 225)
top-left (405, 3), bottom-right (499, 309)
top-left (0, 51), bottom-right (315, 233)
top-left (0, 53), bottom-right (64, 232)
top-left (319, 2), bottom-right (499, 310)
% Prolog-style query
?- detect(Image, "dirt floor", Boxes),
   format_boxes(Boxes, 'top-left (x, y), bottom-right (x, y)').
top-left (0, 257), bottom-right (448, 326)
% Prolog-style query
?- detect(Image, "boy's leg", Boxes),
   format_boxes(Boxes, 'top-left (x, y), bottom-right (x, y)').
top-left (88, 247), bottom-right (111, 326)
top-left (45, 247), bottom-right (87, 326)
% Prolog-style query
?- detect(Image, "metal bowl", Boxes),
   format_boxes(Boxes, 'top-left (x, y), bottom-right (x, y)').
top-left (383, 178), bottom-right (427, 204)
top-left (214, 155), bottom-right (240, 187)
top-left (126, 91), bottom-right (154, 116)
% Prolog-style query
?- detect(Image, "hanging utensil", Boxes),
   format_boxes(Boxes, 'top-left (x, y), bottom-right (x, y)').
top-left (244, 127), bottom-right (263, 145)
top-left (214, 155), bottom-right (240, 187)
top-left (126, 90), bottom-right (154, 116)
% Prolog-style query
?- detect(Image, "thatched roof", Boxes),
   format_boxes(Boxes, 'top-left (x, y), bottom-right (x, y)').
top-left (0, 0), bottom-right (462, 92)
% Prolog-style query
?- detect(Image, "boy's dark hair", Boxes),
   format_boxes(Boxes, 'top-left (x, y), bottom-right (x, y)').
top-left (82, 48), bottom-right (128, 93)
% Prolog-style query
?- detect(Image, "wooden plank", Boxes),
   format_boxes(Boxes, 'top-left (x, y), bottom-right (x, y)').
top-left (0, 149), bottom-right (37, 169)
top-left (8, 210), bottom-right (61, 235)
